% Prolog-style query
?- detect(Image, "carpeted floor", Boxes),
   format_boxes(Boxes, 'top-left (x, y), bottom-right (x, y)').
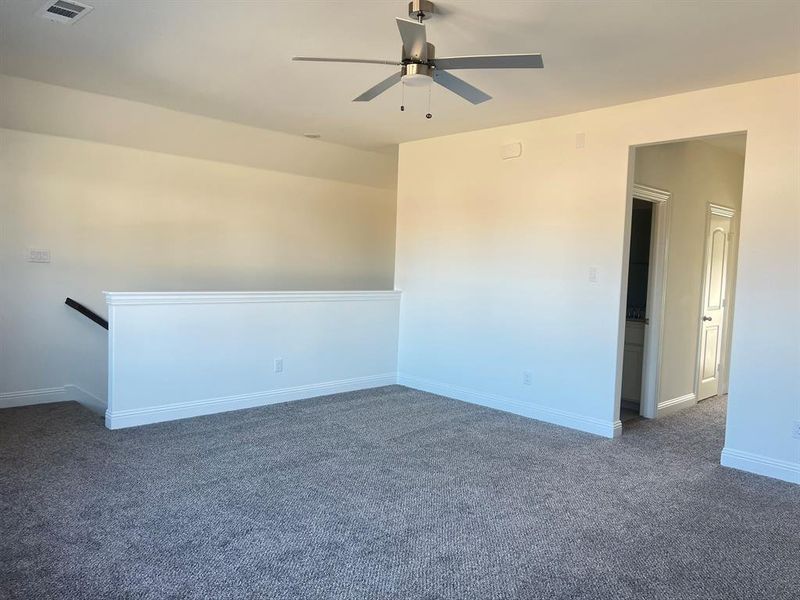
top-left (1, 387), bottom-right (798, 600)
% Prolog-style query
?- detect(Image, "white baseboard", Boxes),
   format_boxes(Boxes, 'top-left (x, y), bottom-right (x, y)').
top-left (0, 384), bottom-right (108, 414)
top-left (657, 392), bottom-right (696, 415)
top-left (0, 387), bottom-right (65, 409)
top-left (105, 373), bottom-right (398, 429)
top-left (64, 384), bottom-right (107, 415)
top-left (398, 374), bottom-right (621, 438)
top-left (721, 447), bottom-right (799, 485)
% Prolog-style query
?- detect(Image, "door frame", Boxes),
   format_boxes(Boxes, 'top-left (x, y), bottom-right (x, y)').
top-left (694, 203), bottom-right (738, 400)
top-left (619, 183), bottom-right (671, 420)
top-left (615, 179), bottom-right (672, 423)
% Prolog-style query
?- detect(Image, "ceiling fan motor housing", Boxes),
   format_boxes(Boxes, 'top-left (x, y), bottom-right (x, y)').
top-left (401, 41), bottom-right (435, 64)
top-left (401, 42), bottom-right (435, 86)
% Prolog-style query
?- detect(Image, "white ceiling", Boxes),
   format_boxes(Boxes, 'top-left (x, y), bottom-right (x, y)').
top-left (1, 1), bottom-right (798, 151)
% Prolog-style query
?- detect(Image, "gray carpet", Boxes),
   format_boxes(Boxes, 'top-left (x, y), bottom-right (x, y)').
top-left (1, 386), bottom-right (798, 600)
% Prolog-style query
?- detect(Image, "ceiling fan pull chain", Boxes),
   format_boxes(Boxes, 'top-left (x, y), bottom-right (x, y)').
top-left (400, 82), bottom-right (406, 111)
top-left (426, 83), bottom-right (432, 119)
top-left (426, 15), bottom-right (435, 119)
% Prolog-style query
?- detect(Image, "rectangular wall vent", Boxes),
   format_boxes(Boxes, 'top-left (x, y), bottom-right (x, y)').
top-left (37, 0), bottom-right (93, 24)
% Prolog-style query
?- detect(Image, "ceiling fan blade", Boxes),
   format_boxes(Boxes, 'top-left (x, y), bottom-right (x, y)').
top-left (396, 18), bottom-right (428, 60)
top-left (433, 71), bottom-right (491, 104)
top-left (433, 54), bottom-right (544, 70)
top-left (293, 57), bottom-right (402, 66)
top-left (353, 72), bottom-right (403, 102)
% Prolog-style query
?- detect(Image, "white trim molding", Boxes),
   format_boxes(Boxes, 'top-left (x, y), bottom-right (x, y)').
top-left (0, 385), bottom-right (107, 414)
top-left (721, 447), bottom-right (799, 485)
top-left (104, 290), bottom-right (402, 306)
top-left (64, 384), bottom-right (106, 415)
top-left (657, 392), bottom-right (696, 415)
top-left (0, 387), bottom-right (65, 409)
top-left (398, 374), bottom-right (621, 438)
top-left (632, 183), bottom-right (671, 203)
top-left (106, 373), bottom-right (397, 429)
top-left (637, 185), bottom-right (671, 419)
top-left (616, 179), bottom-right (672, 421)
top-left (709, 203), bottom-right (736, 218)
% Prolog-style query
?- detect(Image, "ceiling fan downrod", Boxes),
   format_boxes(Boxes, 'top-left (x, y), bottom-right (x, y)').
top-left (408, 0), bottom-right (435, 23)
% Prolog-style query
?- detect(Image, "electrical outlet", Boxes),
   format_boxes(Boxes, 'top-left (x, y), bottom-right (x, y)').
top-left (274, 358), bottom-right (283, 374)
top-left (523, 370), bottom-right (533, 386)
top-left (792, 420), bottom-right (800, 440)
top-left (588, 266), bottom-right (599, 283)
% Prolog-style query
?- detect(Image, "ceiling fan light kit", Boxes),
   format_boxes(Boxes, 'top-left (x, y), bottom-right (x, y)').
top-left (292, 1), bottom-right (543, 114)
top-left (402, 62), bottom-right (433, 87)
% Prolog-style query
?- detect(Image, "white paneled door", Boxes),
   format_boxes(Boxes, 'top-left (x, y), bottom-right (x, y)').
top-left (697, 205), bottom-right (735, 401)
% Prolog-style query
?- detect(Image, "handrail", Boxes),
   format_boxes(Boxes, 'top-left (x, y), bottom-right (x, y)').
top-left (65, 297), bottom-right (109, 330)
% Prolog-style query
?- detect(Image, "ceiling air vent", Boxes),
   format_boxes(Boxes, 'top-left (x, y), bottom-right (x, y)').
top-left (37, 0), bottom-right (93, 24)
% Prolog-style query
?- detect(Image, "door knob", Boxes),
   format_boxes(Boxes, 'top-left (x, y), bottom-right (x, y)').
top-left (702, 316), bottom-right (712, 321)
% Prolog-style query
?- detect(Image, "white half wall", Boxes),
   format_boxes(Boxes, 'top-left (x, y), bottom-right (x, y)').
top-left (105, 291), bottom-right (401, 428)
top-left (395, 73), bottom-right (799, 483)
top-left (0, 75), bottom-right (397, 408)
top-left (0, 127), bottom-right (396, 405)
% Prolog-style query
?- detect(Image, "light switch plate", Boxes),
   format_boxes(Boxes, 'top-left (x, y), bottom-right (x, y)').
top-left (501, 141), bottom-right (523, 160)
top-left (27, 248), bottom-right (51, 263)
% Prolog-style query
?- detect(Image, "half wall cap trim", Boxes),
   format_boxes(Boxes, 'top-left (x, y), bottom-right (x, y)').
top-left (104, 290), bottom-right (402, 306)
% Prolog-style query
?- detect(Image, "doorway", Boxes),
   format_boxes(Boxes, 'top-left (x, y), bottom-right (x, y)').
top-left (620, 199), bottom-right (652, 420)
top-left (617, 132), bottom-right (746, 426)
top-left (620, 187), bottom-right (669, 421)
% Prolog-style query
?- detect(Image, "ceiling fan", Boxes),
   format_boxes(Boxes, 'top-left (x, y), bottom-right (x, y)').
top-left (292, 0), bottom-right (543, 108)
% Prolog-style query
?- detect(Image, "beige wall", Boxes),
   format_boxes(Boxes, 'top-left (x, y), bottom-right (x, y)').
top-left (635, 139), bottom-right (745, 404)
top-left (395, 74), bottom-right (799, 479)
top-left (0, 125), bottom-right (396, 401)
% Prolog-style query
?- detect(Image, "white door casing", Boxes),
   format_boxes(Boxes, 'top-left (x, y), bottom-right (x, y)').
top-left (697, 204), bottom-right (735, 401)
top-left (623, 183), bottom-right (671, 420)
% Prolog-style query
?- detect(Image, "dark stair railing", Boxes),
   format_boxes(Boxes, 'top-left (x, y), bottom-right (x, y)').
top-left (65, 297), bottom-right (109, 330)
